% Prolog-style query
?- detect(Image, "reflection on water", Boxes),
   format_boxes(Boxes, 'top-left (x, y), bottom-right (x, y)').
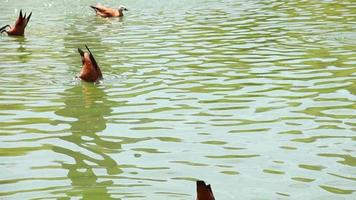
top-left (55, 84), bottom-right (121, 199)
top-left (0, 0), bottom-right (355, 199)
top-left (13, 38), bottom-right (31, 63)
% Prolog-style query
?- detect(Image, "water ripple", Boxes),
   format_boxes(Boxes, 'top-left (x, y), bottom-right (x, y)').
top-left (0, 0), bottom-right (355, 199)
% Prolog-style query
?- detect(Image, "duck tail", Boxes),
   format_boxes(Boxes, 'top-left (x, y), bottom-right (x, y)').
top-left (90, 5), bottom-right (98, 12)
top-left (26, 12), bottom-right (32, 25)
top-left (196, 180), bottom-right (215, 200)
top-left (85, 45), bottom-right (99, 70)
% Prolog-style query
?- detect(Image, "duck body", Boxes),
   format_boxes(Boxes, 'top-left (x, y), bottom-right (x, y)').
top-left (90, 4), bottom-right (127, 17)
top-left (77, 45), bottom-right (103, 83)
top-left (0, 9), bottom-right (32, 36)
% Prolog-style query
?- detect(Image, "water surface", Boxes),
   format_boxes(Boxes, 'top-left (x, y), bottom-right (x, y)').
top-left (0, 0), bottom-right (355, 199)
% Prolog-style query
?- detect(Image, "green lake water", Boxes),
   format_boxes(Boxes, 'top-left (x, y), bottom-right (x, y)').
top-left (0, 0), bottom-right (355, 199)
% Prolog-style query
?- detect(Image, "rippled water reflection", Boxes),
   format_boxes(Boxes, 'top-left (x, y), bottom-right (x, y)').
top-left (0, 0), bottom-right (355, 199)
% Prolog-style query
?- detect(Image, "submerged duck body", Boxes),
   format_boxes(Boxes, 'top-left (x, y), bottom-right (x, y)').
top-left (77, 45), bottom-right (103, 83)
top-left (90, 4), bottom-right (128, 18)
top-left (0, 9), bottom-right (32, 36)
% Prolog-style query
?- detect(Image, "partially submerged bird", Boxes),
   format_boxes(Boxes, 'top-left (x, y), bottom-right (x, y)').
top-left (196, 180), bottom-right (215, 200)
top-left (77, 45), bottom-right (103, 83)
top-left (0, 9), bottom-right (32, 36)
top-left (90, 4), bottom-right (128, 17)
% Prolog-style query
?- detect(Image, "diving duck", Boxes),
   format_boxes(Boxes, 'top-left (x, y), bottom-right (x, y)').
top-left (0, 9), bottom-right (32, 36)
top-left (90, 4), bottom-right (128, 18)
top-left (77, 45), bottom-right (103, 83)
top-left (196, 180), bottom-right (215, 200)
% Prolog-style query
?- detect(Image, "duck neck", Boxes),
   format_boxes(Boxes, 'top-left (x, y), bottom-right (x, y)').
top-left (118, 9), bottom-right (124, 17)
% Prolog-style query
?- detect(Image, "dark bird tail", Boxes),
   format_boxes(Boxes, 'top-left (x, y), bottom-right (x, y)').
top-left (19, 9), bottom-right (23, 19)
top-left (196, 180), bottom-right (215, 200)
top-left (78, 48), bottom-right (85, 57)
top-left (26, 12), bottom-right (32, 24)
top-left (23, 12), bottom-right (32, 28)
top-left (85, 45), bottom-right (99, 71)
top-left (90, 5), bottom-right (98, 12)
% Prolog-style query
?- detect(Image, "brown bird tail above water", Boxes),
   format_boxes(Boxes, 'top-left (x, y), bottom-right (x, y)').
top-left (90, 5), bottom-right (106, 13)
top-left (196, 180), bottom-right (215, 200)
top-left (3, 9), bottom-right (32, 36)
top-left (77, 45), bottom-right (103, 82)
top-left (15, 9), bottom-right (32, 28)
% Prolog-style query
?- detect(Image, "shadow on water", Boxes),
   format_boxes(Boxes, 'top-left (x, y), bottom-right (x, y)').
top-left (55, 83), bottom-right (122, 199)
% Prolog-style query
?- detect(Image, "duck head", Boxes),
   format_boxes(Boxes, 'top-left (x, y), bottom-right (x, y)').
top-left (118, 5), bottom-right (128, 11)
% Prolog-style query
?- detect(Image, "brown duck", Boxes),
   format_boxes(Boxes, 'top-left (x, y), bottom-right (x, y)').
top-left (90, 4), bottom-right (128, 18)
top-left (77, 45), bottom-right (103, 83)
top-left (0, 9), bottom-right (32, 36)
top-left (196, 180), bottom-right (215, 200)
